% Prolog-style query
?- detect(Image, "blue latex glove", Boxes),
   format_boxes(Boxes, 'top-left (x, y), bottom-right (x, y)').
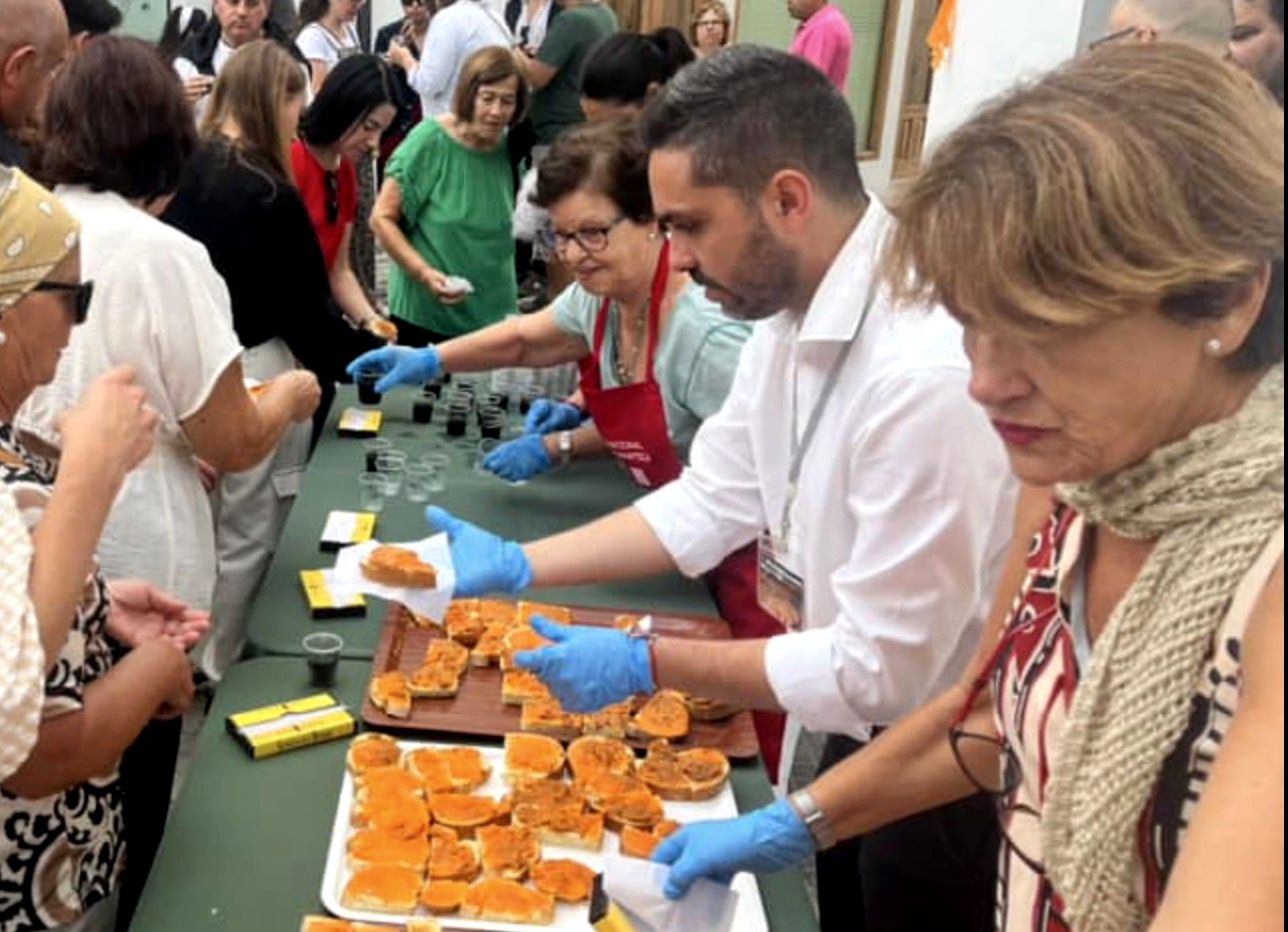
top-left (483, 434), bottom-right (552, 481)
top-left (424, 506), bottom-right (532, 596)
top-left (652, 799), bottom-right (815, 899)
top-left (524, 399), bottom-right (583, 435)
top-left (346, 345), bottom-right (440, 395)
top-left (513, 616), bottom-right (653, 712)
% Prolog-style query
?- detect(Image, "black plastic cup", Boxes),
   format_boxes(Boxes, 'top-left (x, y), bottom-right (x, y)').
top-left (356, 373), bottom-right (381, 406)
top-left (480, 420), bottom-right (503, 440)
top-left (483, 392), bottom-right (508, 412)
top-left (302, 632), bottom-right (343, 687)
top-left (413, 399), bottom-right (434, 424)
top-left (445, 415), bottom-right (468, 438)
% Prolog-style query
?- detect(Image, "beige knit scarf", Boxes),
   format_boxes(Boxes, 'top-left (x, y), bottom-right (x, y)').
top-left (1044, 365), bottom-right (1284, 930)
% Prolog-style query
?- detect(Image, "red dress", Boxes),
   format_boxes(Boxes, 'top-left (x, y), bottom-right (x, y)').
top-left (290, 140), bottom-right (358, 271)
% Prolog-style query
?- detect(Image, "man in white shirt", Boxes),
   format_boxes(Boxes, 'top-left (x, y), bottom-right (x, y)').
top-left (420, 47), bottom-right (1013, 930)
top-left (394, 0), bottom-right (512, 116)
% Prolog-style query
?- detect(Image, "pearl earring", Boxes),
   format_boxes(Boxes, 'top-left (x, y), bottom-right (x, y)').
top-left (1204, 337), bottom-right (1223, 357)
top-left (0, 331), bottom-right (7, 346)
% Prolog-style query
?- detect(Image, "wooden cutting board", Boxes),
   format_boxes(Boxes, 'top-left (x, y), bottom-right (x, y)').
top-left (361, 602), bottom-right (761, 758)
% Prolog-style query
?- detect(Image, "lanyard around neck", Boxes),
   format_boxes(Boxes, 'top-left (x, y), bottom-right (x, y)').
top-left (779, 283), bottom-right (878, 539)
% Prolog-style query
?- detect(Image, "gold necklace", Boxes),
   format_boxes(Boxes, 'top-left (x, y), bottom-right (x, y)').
top-left (613, 301), bottom-right (649, 384)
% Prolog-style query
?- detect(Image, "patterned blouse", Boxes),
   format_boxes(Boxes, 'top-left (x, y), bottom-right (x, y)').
top-left (0, 423), bottom-right (124, 931)
top-left (985, 504), bottom-right (1269, 930)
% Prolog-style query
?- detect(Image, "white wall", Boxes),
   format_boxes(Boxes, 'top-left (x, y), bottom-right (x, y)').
top-left (923, 0), bottom-right (1086, 148)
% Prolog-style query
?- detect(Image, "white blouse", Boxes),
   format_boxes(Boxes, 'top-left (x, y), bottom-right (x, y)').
top-left (17, 187), bottom-right (243, 610)
top-left (0, 485), bottom-right (43, 782)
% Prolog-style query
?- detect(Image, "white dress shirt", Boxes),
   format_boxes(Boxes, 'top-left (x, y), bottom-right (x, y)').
top-left (634, 199), bottom-right (1016, 737)
top-left (409, 0), bottom-right (513, 117)
top-left (0, 486), bottom-right (42, 782)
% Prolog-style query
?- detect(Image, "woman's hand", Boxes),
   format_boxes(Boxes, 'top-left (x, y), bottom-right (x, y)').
top-left (58, 365), bottom-right (158, 488)
top-left (364, 316), bottom-right (399, 343)
top-left (137, 638), bottom-right (197, 720)
top-left (106, 579), bottom-right (210, 650)
top-left (387, 41), bottom-right (417, 73)
top-left (420, 268), bottom-right (469, 306)
top-left (182, 75), bottom-right (214, 103)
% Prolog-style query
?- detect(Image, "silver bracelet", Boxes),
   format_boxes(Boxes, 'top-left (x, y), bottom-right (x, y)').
top-left (788, 788), bottom-right (837, 851)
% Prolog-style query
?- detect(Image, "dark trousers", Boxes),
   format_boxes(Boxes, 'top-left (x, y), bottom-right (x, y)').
top-left (114, 717), bottom-right (182, 931)
top-left (815, 734), bottom-right (998, 932)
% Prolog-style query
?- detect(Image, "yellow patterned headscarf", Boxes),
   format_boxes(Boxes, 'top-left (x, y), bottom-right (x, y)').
top-left (0, 166), bottom-right (80, 314)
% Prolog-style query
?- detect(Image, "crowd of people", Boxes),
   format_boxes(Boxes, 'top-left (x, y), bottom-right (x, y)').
top-left (0, 0), bottom-right (1283, 929)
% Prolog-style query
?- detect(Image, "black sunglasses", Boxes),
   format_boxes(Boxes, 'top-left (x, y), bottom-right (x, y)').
top-left (33, 279), bottom-right (93, 325)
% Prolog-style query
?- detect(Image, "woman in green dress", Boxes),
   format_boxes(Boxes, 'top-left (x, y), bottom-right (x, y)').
top-left (373, 46), bottom-right (529, 345)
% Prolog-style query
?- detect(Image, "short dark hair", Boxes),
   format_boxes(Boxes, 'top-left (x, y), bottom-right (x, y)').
top-left (452, 46), bottom-right (528, 125)
top-left (61, 0), bottom-right (122, 35)
top-left (532, 118), bottom-right (652, 222)
top-left (299, 54), bottom-right (396, 146)
top-left (38, 36), bottom-right (196, 201)
top-left (641, 45), bottom-right (864, 205)
top-left (581, 29), bottom-right (694, 104)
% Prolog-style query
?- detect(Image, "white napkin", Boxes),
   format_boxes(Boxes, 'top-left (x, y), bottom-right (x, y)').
top-left (602, 855), bottom-right (739, 932)
top-left (331, 534), bottom-right (455, 622)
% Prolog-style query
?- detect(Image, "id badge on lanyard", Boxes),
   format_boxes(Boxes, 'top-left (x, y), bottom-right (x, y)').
top-left (757, 526), bottom-right (805, 631)
top-left (753, 282), bottom-right (877, 632)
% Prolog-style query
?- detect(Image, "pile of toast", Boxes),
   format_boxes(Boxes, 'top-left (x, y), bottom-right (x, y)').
top-left (333, 730), bottom-right (729, 925)
top-left (371, 600), bottom-right (742, 747)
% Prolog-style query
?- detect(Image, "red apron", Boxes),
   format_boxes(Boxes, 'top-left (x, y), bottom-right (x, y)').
top-left (577, 245), bottom-right (787, 779)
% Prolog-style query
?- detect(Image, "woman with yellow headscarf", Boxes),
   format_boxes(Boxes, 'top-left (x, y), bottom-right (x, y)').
top-left (0, 166), bottom-right (202, 932)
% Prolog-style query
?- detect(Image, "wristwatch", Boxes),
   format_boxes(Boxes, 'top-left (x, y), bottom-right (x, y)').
top-left (788, 788), bottom-right (837, 851)
top-left (556, 430), bottom-right (574, 466)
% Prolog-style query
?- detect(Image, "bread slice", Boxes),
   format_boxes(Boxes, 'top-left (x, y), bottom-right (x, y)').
top-left (368, 671), bottom-right (412, 719)
top-left (567, 735), bottom-right (635, 782)
top-left (580, 701), bottom-right (632, 740)
top-left (475, 598), bottom-right (520, 628)
top-left (503, 733), bottom-right (565, 783)
top-left (427, 836), bottom-right (481, 882)
top-left (461, 877), bottom-right (556, 925)
top-left (509, 778), bottom-right (585, 812)
top-left (516, 601), bottom-right (573, 625)
top-left (299, 917), bottom-right (351, 932)
top-left (361, 546), bottom-right (438, 588)
top-left (357, 765), bottom-right (425, 800)
top-left (531, 858), bottom-right (597, 903)
top-left (438, 747), bottom-right (492, 792)
top-left (477, 824), bottom-right (541, 880)
top-left (346, 733), bottom-right (401, 775)
top-left (340, 865), bottom-right (422, 913)
top-left (600, 789), bottom-right (666, 832)
top-left (684, 693), bottom-right (741, 722)
top-left (424, 639), bottom-right (470, 676)
top-left (469, 622), bottom-right (508, 667)
top-left (419, 878), bottom-right (470, 914)
top-left (346, 828), bottom-right (430, 872)
top-left (521, 698), bottom-right (584, 741)
top-left (501, 670), bottom-right (552, 706)
top-left (619, 819), bottom-right (680, 860)
top-left (580, 771), bottom-right (649, 810)
top-left (403, 920), bottom-right (444, 932)
top-left (352, 793), bottom-right (429, 839)
top-left (500, 625), bottom-right (552, 672)
top-left (677, 746), bottom-right (731, 801)
top-left (429, 794), bottom-right (501, 834)
top-left (407, 663), bottom-right (461, 699)
top-left (627, 690), bottom-right (690, 741)
top-left (513, 804), bottom-right (604, 852)
top-left (404, 748), bottom-right (456, 794)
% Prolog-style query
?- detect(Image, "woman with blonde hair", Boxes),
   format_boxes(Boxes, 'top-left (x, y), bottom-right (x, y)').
top-left (646, 43), bottom-right (1284, 932)
top-left (690, 0), bottom-right (731, 58)
top-left (163, 39), bottom-right (373, 678)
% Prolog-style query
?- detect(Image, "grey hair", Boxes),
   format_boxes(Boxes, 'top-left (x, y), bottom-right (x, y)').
top-left (640, 44), bottom-right (865, 206)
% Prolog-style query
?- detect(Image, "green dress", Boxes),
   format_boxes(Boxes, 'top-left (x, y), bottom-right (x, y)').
top-left (385, 118), bottom-right (516, 337)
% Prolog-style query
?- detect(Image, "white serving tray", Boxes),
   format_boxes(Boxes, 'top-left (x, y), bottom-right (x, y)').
top-left (320, 738), bottom-right (769, 931)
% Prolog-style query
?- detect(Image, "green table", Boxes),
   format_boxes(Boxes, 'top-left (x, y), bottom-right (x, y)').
top-left (130, 658), bottom-right (819, 931)
top-left (247, 385), bottom-right (715, 660)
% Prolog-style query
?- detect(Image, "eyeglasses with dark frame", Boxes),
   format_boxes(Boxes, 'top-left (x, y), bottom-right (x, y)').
top-left (947, 615), bottom-right (1068, 925)
top-left (551, 215), bottom-right (627, 256)
top-left (32, 280), bottom-right (94, 325)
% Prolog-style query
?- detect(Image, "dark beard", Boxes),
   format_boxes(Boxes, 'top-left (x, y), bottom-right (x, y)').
top-left (691, 215), bottom-right (802, 321)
